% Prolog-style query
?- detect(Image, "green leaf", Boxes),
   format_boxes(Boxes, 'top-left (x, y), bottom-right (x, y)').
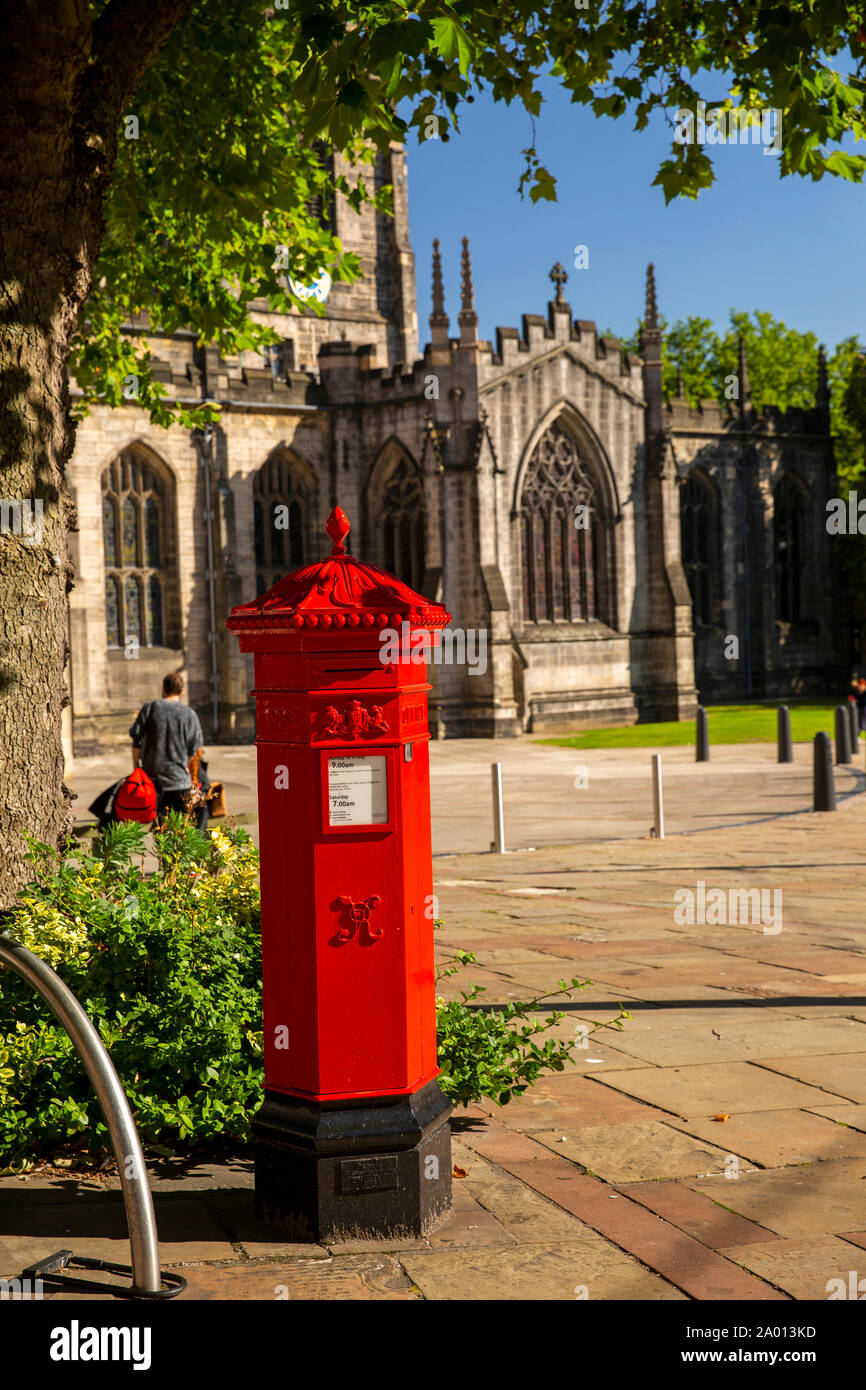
top-left (429, 16), bottom-right (474, 74)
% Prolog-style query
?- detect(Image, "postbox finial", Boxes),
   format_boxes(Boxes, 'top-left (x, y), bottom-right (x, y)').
top-left (326, 506), bottom-right (351, 555)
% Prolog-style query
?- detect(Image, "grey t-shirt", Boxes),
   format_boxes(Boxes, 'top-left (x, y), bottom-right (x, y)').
top-left (129, 700), bottom-right (204, 793)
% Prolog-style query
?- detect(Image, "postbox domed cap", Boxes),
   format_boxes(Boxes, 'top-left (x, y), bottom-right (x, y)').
top-left (227, 506), bottom-right (452, 632)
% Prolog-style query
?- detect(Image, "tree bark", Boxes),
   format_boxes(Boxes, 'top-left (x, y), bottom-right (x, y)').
top-left (0, 0), bottom-right (192, 906)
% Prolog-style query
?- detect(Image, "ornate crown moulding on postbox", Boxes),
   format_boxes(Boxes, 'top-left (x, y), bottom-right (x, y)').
top-left (226, 506), bottom-right (452, 633)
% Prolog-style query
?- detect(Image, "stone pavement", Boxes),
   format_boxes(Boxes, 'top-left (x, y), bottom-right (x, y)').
top-left (5, 746), bottom-right (866, 1300)
top-left (67, 732), bottom-right (864, 853)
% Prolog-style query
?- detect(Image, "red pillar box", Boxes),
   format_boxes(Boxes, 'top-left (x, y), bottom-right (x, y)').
top-left (226, 507), bottom-right (453, 1241)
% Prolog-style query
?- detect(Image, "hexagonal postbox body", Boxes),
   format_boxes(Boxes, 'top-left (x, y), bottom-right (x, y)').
top-left (240, 613), bottom-right (440, 1101)
top-left (227, 508), bottom-right (453, 1241)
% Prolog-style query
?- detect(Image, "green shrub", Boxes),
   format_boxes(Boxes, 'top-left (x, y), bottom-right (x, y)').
top-left (0, 823), bottom-right (630, 1170)
top-left (0, 818), bottom-right (263, 1171)
top-left (435, 949), bottom-right (630, 1107)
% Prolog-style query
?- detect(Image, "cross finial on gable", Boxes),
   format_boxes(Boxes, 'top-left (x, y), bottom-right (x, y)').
top-left (549, 262), bottom-right (568, 303)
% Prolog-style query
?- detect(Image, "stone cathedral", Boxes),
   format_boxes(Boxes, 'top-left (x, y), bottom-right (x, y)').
top-left (66, 143), bottom-right (844, 752)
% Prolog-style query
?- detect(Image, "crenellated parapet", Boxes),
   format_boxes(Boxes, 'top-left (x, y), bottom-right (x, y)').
top-left (664, 393), bottom-right (831, 437)
top-left (478, 310), bottom-right (642, 392)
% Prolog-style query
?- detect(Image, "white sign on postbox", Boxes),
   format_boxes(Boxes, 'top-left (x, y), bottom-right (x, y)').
top-left (328, 755), bottom-right (388, 827)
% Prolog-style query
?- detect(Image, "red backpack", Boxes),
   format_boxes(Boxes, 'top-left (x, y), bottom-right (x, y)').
top-left (114, 768), bottom-right (158, 823)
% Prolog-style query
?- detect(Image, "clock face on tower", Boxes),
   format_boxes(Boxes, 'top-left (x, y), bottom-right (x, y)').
top-left (288, 268), bottom-right (332, 304)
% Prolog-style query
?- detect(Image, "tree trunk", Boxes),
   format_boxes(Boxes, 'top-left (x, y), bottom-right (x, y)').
top-left (0, 0), bottom-right (192, 907)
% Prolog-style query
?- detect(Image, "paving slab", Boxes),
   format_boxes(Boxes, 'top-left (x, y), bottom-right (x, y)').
top-left (806, 1102), bottom-right (866, 1131)
top-left (474, 1076), bottom-right (659, 1132)
top-left (0, 1195), bottom-right (237, 1276)
top-left (595, 1061), bottom-right (838, 1117)
top-left (398, 1239), bottom-right (685, 1301)
top-left (600, 1016), bottom-right (866, 1068)
top-left (530, 1121), bottom-right (733, 1183)
top-left (668, 1109), bottom-right (866, 1168)
top-left (180, 1255), bottom-right (420, 1300)
top-left (689, 1160), bottom-right (866, 1238)
top-left (717, 1237), bottom-right (866, 1301)
top-left (754, 1054), bottom-right (866, 1104)
top-left (620, 1181), bottom-right (781, 1250)
top-left (454, 1150), bottom-right (597, 1243)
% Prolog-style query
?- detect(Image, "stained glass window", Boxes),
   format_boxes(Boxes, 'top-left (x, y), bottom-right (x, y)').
top-left (105, 578), bottom-right (120, 648)
top-left (567, 525), bottom-right (585, 621)
top-left (145, 497), bottom-right (160, 567)
top-left (522, 515), bottom-right (534, 622)
top-left (519, 420), bottom-right (611, 625)
top-left (774, 475), bottom-right (804, 623)
top-left (147, 576), bottom-right (163, 647)
top-left (253, 450), bottom-right (315, 595)
top-left (103, 497), bottom-right (118, 568)
top-left (270, 503), bottom-right (286, 567)
top-left (534, 513), bottom-right (549, 620)
top-left (122, 497), bottom-right (139, 566)
top-left (125, 577), bottom-right (141, 642)
top-left (103, 449), bottom-right (174, 649)
top-left (680, 471), bottom-right (720, 626)
top-left (551, 512), bottom-right (566, 620)
top-left (376, 454), bottom-right (426, 591)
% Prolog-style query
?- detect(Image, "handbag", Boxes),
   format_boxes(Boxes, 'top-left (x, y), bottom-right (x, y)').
top-left (207, 782), bottom-right (227, 818)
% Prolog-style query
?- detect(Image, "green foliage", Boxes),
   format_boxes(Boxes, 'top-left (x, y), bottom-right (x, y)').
top-left (0, 818), bottom-right (262, 1171)
top-left (835, 342), bottom-right (866, 487)
top-left (75, 0), bottom-right (866, 423)
top-left (622, 308), bottom-right (865, 488)
top-left (435, 949), bottom-right (630, 1107)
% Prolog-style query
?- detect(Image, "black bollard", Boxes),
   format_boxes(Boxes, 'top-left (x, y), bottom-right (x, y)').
top-left (696, 705), bottom-right (710, 762)
top-left (777, 705), bottom-right (793, 763)
top-left (835, 706), bottom-right (851, 765)
top-left (813, 732), bottom-right (836, 811)
top-left (848, 699), bottom-right (859, 753)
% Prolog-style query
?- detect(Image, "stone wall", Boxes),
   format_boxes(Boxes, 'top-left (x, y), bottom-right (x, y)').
top-left (667, 394), bottom-right (844, 702)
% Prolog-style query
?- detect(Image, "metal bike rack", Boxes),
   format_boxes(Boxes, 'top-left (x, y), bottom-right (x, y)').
top-left (0, 931), bottom-right (185, 1298)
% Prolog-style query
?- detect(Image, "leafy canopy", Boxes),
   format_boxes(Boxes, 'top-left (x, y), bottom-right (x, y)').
top-left (77, 0), bottom-right (866, 425)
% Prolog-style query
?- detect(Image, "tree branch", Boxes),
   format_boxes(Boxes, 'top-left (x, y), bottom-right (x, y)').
top-left (82, 0), bottom-right (195, 139)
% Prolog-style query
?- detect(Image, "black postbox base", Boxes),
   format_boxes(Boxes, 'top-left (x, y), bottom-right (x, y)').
top-left (251, 1078), bottom-right (453, 1243)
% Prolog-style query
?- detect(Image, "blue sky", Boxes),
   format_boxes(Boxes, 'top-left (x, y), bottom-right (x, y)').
top-left (403, 79), bottom-right (865, 352)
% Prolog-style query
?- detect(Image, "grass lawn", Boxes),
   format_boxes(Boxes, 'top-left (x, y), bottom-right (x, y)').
top-left (538, 699), bottom-right (857, 750)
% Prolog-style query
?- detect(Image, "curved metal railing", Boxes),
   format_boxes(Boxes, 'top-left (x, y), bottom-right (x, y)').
top-left (0, 932), bottom-right (184, 1298)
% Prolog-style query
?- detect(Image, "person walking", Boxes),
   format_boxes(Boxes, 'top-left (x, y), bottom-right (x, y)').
top-left (129, 672), bottom-right (205, 823)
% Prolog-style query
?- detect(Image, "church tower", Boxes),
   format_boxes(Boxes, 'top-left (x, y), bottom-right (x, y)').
top-left (286, 144), bottom-right (418, 372)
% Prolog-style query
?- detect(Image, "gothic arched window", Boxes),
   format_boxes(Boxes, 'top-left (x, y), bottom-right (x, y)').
top-left (680, 470), bottom-right (720, 627)
top-left (377, 454), bottom-right (426, 593)
top-left (519, 420), bottom-right (611, 625)
top-left (253, 450), bottom-right (316, 595)
top-left (102, 450), bottom-right (176, 649)
top-left (774, 475), bottom-right (804, 622)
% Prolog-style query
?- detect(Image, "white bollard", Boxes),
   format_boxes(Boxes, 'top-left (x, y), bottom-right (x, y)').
top-left (491, 762), bottom-right (506, 854)
top-left (651, 753), bottom-right (664, 840)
